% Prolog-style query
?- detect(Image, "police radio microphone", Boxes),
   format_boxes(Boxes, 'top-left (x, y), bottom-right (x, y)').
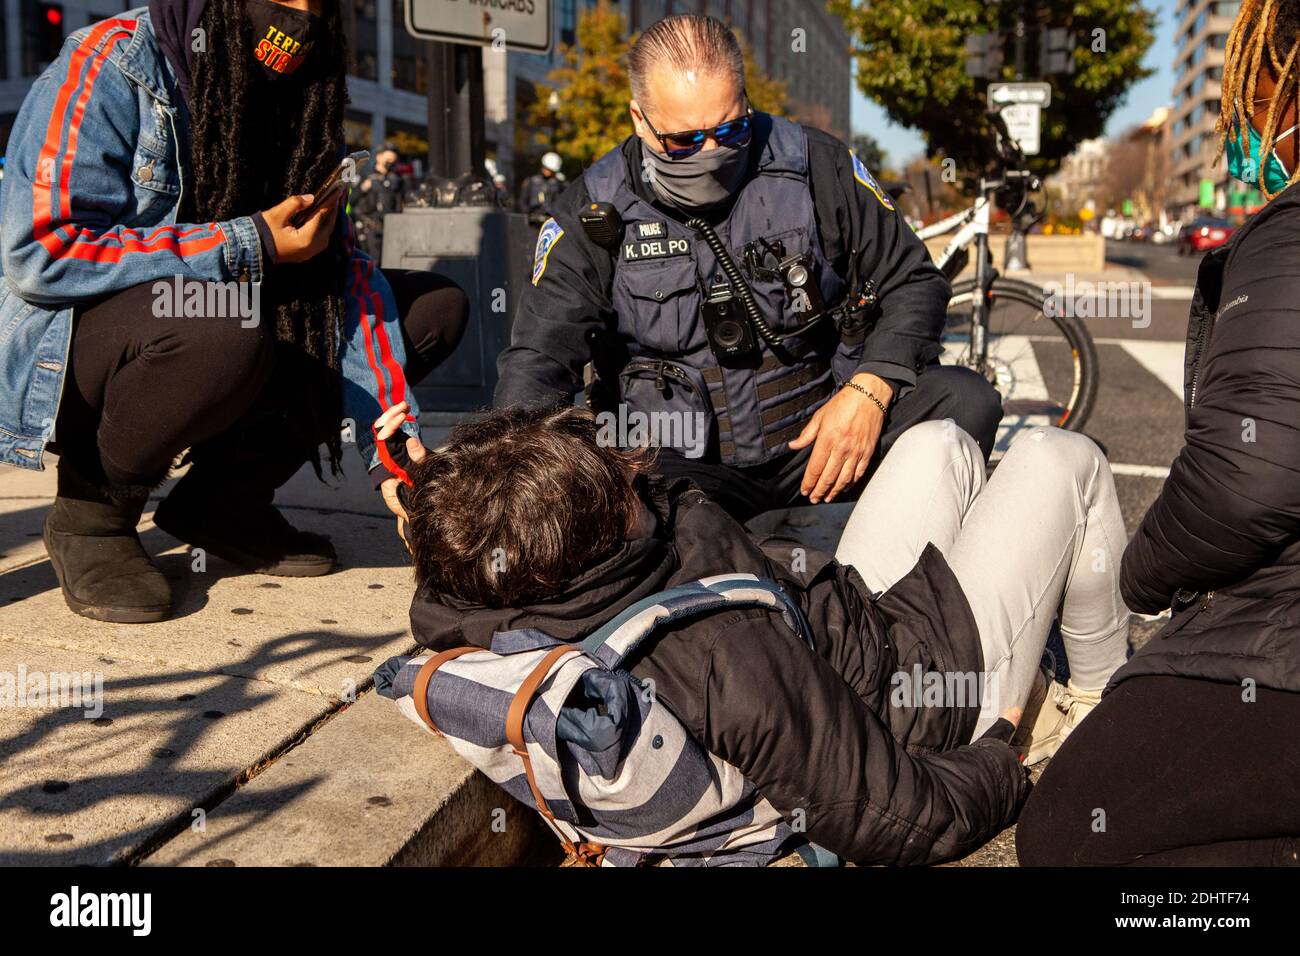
top-left (579, 202), bottom-right (624, 249)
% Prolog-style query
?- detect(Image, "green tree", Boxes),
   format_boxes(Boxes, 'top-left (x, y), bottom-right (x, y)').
top-left (829, 0), bottom-right (1155, 182)
top-left (738, 37), bottom-right (788, 117)
top-left (529, 0), bottom-right (788, 170)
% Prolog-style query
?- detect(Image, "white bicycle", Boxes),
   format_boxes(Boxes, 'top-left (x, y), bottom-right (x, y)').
top-left (908, 114), bottom-right (1099, 433)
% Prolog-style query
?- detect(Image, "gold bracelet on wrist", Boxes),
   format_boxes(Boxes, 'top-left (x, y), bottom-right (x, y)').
top-left (845, 380), bottom-right (888, 415)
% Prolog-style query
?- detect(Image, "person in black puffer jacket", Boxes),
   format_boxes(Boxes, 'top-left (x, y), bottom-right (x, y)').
top-left (1017, 0), bottom-right (1300, 867)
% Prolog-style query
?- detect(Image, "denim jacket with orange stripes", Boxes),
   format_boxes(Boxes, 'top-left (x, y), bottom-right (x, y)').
top-left (0, 9), bottom-right (421, 475)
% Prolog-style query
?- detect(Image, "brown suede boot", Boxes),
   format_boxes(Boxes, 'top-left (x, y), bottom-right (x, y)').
top-left (44, 459), bottom-right (171, 624)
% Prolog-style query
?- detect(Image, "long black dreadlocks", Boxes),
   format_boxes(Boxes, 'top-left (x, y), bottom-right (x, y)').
top-left (182, 0), bottom-right (350, 475)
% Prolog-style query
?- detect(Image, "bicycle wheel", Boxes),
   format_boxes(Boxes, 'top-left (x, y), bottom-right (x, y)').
top-left (943, 277), bottom-right (1099, 437)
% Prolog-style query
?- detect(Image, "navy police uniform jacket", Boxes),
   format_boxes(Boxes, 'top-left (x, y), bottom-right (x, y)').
top-left (495, 114), bottom-right (951, 467)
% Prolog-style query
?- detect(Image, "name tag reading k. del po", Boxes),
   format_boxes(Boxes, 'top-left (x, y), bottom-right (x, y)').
top-left (622, 237), bottom-right (691, 261)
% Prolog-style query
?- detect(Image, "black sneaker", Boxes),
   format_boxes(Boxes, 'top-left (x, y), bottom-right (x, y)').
top-left (153, 471), bottom-right (336, 577)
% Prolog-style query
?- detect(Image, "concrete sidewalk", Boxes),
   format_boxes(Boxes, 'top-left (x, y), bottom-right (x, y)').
top-left (0, 423), bottom-right (504, 865)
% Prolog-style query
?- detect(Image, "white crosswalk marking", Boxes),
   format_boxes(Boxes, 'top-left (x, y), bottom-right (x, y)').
top-left (941, 333), bottom-right (1051, 451)
top-left (1117, 340), bottom-right (1185, 401)
top-left (1110, 462), bottom-right (1172, 478)
top-left (939, 329), bottom-right (1184, 469)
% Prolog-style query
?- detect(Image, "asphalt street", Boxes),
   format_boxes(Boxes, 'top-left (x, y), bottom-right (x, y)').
top-left (1082, 241), bottom-right (1199, 537)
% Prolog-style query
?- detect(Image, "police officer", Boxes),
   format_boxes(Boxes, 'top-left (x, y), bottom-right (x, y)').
top-left (352, 141), bottom-right (405, 260)
top-left (496, 14), bottom-right (1002, 522)
top-left (519, 151), bottom-right (565, 226)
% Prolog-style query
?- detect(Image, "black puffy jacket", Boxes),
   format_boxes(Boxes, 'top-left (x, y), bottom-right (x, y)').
top-left (410, 476), bottom-right (1029, 865)
top-left (1116, 183), bottom-right (1300, 693)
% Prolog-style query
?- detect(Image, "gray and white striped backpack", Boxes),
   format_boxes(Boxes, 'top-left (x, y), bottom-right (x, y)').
top-left (375, 574), bottom-right (838, 867)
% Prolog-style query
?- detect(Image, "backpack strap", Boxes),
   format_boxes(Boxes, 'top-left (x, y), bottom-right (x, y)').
top-left (580, 575), bottom-right (814, 670)
top-left (504, 645), bottom-right (606, 865)
top-left (411, 647), bottom-right (483, 737)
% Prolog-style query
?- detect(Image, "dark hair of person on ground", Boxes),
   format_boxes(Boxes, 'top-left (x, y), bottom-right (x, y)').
top-left (186, 0), bottom-right (350, 473)
top-left (1215, 0), bottom-right (1300, 200)
top-left (405, 407), bottom-right (652, 608)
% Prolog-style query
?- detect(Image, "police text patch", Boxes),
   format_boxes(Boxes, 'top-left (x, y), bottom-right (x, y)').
top-left (637, 220), bottom-right (667, 239)
top-left (851, 149), bottom-right (895, 211)
top-left (531, 217), bottom-right (564, 286)
top-left (622, 236), bottom-right (690, 261)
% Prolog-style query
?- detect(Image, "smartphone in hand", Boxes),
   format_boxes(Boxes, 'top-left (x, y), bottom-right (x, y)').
top-left (289, 150), bottom-right (370, 228)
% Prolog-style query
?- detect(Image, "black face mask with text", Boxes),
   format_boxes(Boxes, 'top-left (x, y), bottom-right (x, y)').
top-left (245, 0), bottom-right (320, 82)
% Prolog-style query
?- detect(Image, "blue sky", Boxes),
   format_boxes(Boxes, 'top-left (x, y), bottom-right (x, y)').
top-left (850, 0), bottom-right (1180, 167)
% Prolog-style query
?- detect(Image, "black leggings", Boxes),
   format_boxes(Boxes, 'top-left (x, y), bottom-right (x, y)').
top-left (54, 269), bottom-right (467, 485)
top-left (1016, 675), bottom-right (1300, 866)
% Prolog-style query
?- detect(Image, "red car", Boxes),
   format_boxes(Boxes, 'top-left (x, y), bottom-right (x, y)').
top-left (1177, 216), bottom-right (1235, 255)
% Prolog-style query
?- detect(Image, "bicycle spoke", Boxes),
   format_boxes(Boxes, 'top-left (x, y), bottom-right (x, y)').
top-left (943, 282), bottom-right (1092, 442)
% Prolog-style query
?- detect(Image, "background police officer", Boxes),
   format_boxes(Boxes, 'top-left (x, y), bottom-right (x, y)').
top-left (519, 151), bottom-right (565, 226)
top-left (496, 14), bottom-right (1002, 523)
top-left (352, 142), bottom-right (405, 260)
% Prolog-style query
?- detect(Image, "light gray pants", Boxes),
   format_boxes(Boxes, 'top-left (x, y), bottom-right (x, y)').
top-left (834, 420), bottom-right (1130, 740)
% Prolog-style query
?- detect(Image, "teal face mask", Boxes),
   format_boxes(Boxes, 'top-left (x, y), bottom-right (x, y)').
top-left (1227, 118), bottom-right (1297, 194)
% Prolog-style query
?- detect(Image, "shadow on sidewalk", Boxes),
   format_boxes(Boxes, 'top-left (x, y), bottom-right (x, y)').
top-left (0, 621), bottom-right (407, 865)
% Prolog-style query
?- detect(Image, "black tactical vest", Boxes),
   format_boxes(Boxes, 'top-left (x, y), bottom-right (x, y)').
top-left (585, 115), bottom-right (858, 467)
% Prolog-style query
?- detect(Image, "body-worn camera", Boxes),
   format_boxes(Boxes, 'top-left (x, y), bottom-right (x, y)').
top-left (777, 251), bottom-right (827, 318)
top-left (702, 281), bottom-right (758, 363)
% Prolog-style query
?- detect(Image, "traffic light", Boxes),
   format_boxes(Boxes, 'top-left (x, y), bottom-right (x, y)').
top-left (37, 3), bottom-right (64, 63)
top-left (964, 32), bottom-right (1004, 81)
top-left (1039, 26), bottom-right (1075, 76)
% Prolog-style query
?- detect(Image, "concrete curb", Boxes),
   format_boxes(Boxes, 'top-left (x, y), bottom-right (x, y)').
top-left (144, 688), bottom-right (553, 867)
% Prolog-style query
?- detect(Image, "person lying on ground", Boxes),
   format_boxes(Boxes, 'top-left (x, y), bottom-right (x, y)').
top-left (376, 402), bottom-right (1130, 865)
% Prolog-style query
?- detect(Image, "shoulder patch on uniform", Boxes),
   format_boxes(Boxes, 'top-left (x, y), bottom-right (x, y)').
top-left (531, 218), bottom-right (564, 286)
top-left (850, 149), bottom-right (894, 211)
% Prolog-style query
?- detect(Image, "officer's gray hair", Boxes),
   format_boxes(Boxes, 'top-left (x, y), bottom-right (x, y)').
top-left (628, 14), bottom-right (746, 110)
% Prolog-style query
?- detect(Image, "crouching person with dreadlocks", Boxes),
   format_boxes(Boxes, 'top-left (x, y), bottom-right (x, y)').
top-left (375, 399), bottom-right (1133, 865)
top-left (0, 0), bottom-right (468, 622)
top-left (1017, 0), bottom-right (1300, 867)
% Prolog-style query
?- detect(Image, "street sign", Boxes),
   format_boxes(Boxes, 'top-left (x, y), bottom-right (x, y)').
top-left (998, 102), bottom-right (1041, 155)
top-left (404, 0), bottom-right (552, 53)
top-left (987, 82), bottom-right (1052, 109)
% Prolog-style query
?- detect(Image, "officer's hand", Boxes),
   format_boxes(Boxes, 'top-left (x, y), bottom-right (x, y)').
top-left (790, 373), bottom-right (893, 504)
top-left (375, 402), bottom-right (430, 546)
top-left (260, 193), bottom-right (340, 264)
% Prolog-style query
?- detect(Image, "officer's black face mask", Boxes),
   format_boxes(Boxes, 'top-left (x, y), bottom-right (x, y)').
top-left (646, 140), bottom-right (751, 211)
top-left (245, 0), bottom-right (320, 82)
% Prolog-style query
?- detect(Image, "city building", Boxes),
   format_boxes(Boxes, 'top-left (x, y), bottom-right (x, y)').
top-left (1167, 0), bottom-right (1251, 219)
top-left (1047, 107), bottom-right (1173, 228)
top-left (1121, 105), bottom-right (1173, 226)
top-left (1049, 137), bottom-right (1107, 209)
top-left (0, 1), bottom-right (851, 198)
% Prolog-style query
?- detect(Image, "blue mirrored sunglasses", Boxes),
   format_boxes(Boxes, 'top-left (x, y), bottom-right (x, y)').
top-left (643, 106), bottom-right (754, 159)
